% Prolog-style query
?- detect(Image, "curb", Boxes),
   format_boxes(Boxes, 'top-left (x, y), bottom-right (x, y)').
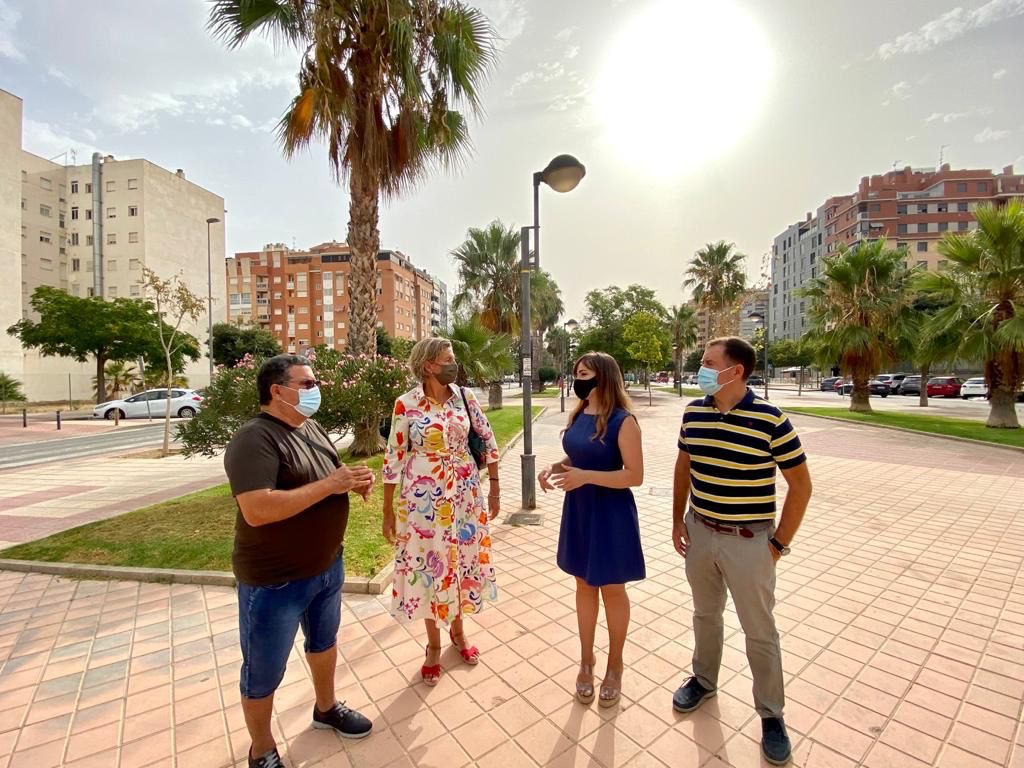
top-left (787, 409), bottom-right (1024, 454)
top-left (0, 406), bottom-right (548, 590)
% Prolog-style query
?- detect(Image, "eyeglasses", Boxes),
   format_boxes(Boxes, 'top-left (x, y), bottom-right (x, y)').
top-left (286, 378), bottom-right (321, 390)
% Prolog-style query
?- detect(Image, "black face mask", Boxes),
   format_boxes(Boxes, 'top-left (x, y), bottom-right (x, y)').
top-left (573, 378), bottom-right (599, 400)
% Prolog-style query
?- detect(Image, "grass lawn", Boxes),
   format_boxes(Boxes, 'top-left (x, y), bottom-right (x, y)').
top-left (785, 406), bottom-right (1024, 449)
top-left (1, 406), bottom-right (544, 577)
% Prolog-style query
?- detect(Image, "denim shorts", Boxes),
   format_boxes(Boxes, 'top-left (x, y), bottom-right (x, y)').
top-left (237, 553), bottom-right (345, 699)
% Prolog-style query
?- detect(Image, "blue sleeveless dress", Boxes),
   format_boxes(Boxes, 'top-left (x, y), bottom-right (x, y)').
top-left (556, 408), bottom-right (646, 587)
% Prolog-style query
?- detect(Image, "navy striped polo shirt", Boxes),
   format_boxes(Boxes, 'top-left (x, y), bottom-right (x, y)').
top-left (677, 388), bottom-right (806, 522)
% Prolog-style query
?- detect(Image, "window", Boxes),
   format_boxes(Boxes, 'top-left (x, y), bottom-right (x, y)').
top-left (85, 183), bottom-right (92, 194)
top-left (897, 204), bottom-right (907, 215)
top-left (917, 241), bottom-right (928, 252)
top-left (39, 231), bottom-right (52, 244)
top-left (977, 182), bottom-right (988, 193)
top-left (85, 209), bottom-right (92, 220)
top-left (128, 232), bottom-right (139, 244)
top-left (107, 233), bottom-right (116, 245)
top-left (59, 213), bottom-right (65, 229)
top-left (957, 202), bottom-right (968, 213)
top-left (107, 259), bottom-right (117, 271)
top-left (298, 306), bottom-right (308, 314)
top-left (898, 223), bottom-right (908, 234)
top-left (108, 286), bottom-right (117, 297)
top-left (72, 258), bottom-right (80, 271)
top-left (40, 177), bottom-right (52, 191)
top-left (71, 284), bottom-right (80, 296)
top-left (273, 291), bottom-right (282, 300)
top-left (71, 206), bottom-right (79, 220)
top-left (21, 170), bottom-right (26, 183)
top-left (106, 181), bottom-right (115, 192)
top-left (956, 182), bottom-right (967, 193)
top-left (917, 204), bottom-right (928, 214)
top-left (71, 181), bottom-right (79, 194)
top-left (127, 178), bottom-right (138, 190)
top-left (273, 276), bottom-right (282, 284)
top-left (40, 204), bottom-right (52, 217)
top-left (937, 203), bottom-right (947, 213)
top-left (107, 207), bottom-right (116, 218)
top-left (869, 203), bottom-right (881, 213)
top-left (87, 287), bottom-right (95, 297)
top-left (40, 257), bottom-right (53, 271)
top-left (86, 235), bottom-right (94, 246)
top-left (298, 323), bottom-right (309, 330)
top-left (958, 221), bottom-right (969, 231)
top-left (128, 205), bottom-right (138, 217)
top-left (917, 223), bottom-right (928, 233)
top-left (916, 260), bottom-right (928, 269)
top-left (938, 222), bottom-right (949, 232)
top-left (130, 284), bottom-right (140, 297)
top-left (70, 232), bottom-right (79, 246)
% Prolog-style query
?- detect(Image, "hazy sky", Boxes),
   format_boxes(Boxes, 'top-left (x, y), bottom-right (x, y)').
top-left (2, 0), bottom-right (1022, 323)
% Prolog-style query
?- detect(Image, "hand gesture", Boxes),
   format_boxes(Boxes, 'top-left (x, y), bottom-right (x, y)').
top-left (538, 468), bottom-right (555, 493)
top-left (382, 506), bottom-right (396, 543)
top-left (325, 464), bottom-right (375, 496)
top-left (549, 464), bottom-right (587, 492)
top-left (487, 494), bottom-right (500, 521)
top-left (672, 521), bottom-right (690, 558)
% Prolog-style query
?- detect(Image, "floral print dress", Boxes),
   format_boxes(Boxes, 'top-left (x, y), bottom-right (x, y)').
top-left (383, 384), bottom-right (500, 625)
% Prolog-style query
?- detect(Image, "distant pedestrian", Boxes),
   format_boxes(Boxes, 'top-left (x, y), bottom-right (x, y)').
top-left (224, 354), bottom-right (375, 768)
top-left (540, 351), bottom-right (645, 708)
top-left (382, 337), bottom-right (501, 686)
top-left (672, 337), bottom-right (812, 766)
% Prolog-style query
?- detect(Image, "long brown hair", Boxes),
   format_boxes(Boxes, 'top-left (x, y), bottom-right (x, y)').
top-left (566, 351), bottom-right (634, 441)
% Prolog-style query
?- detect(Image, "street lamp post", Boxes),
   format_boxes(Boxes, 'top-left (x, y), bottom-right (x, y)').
top-left (205, 216), bottom-right (221, 383)
top-left (747, 304), bottom-right (770, 399)
top-left (521, 155), bottom-right (586, 511)
top-left (673, 344), bottom-right (680, 397)
top-left (560, 318), bottom-right (579, 413)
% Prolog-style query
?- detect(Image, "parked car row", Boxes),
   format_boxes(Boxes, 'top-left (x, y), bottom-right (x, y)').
top-left (93, 388), bottom-right (204, 420)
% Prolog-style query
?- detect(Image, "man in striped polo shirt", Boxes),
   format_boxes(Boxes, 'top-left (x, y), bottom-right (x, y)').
top-left (671, 337), bottom-right (812, 766)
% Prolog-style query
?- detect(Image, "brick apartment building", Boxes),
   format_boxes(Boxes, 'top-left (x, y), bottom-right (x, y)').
top-left (770, 163), bottom-right (1024, 340)
top-left (226, 242), bottom-right (447, 354)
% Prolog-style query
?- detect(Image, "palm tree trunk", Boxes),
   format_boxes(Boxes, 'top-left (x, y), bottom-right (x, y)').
top-left (95, 353), bottom-right (107, 405)
top-left (918, 364), bottom-right (930, 408)
top-left (850, 373), bottom-right (872, 413)
top-left (488, 382), bottom-right (503, 410)
top-left (347, 170), bottom-right (386, 456)
top-left (987, 388), bottom-right (1020, 428)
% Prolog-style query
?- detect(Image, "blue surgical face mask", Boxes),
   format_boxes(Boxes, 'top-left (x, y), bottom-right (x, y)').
top-left (697, 365), bottom-right (735, 396)
top-left (282, 385), bottom-right (321, 417)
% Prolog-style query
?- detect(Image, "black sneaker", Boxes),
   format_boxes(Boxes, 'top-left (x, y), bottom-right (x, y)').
top-left (248, 746), bottom-right (285, 768)
top-left (312, 701), bottom-right (372, 739)
top-left (761, 717), bottom-right (792, 765)
top-left (672, 676), bottom-right (717, 713)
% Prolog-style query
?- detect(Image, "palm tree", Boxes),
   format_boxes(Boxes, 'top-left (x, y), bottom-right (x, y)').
top-left (209, 0), bottom-right (494, 455)
top-left (529, 270), bottom-right (564, 393)
top-left (449, 317), bottom-right (514, 409)
top-left (92, 361), bottom-right (140, 400)
top-left (452, 221), bottom-right (521, 335)
top-left (800, 239), bottom-right (915, 412)
top-left (667, 304), bottom-right (698, 384)
top-left (915, 201), bottom-right (1024, 428)
top-left (683, 241), bottom-right (747, 337)
top-left (0, 372), bottom-right (27, 414)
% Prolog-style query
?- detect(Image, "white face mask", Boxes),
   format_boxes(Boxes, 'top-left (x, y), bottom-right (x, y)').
top-left (697, 365), bottom-right (736, 396)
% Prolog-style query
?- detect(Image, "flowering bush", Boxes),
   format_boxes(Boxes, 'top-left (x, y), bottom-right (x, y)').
top-left (178, 349), bottom-right (412, 458)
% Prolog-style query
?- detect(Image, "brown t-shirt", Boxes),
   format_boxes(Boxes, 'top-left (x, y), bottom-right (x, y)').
top-left (223, 412), bottom-right (349, 586)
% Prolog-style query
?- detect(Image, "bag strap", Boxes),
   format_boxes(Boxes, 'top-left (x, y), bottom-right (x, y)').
top-left (257, 413), bottom-right (340, 467)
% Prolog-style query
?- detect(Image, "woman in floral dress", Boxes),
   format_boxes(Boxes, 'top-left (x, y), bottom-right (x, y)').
top-left (382, 337), bottom-right (500, 686)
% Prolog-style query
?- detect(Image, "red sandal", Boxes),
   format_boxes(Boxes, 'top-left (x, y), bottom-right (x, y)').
top-left (449, 628), bottom-right (480, 665)
top-left (421, 644), bottom-right (442, 686)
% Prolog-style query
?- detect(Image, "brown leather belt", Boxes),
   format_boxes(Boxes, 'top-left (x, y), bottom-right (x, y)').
top-left (694, 512), bottom-right (771, 539)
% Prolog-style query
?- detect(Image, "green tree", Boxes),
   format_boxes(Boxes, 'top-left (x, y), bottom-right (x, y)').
top-left (683, 241), bottom-right (747, 337)
top-left (210, 0), bottom-right (494, 455)
top-left (142, 268), bottom-right (205, 456)
top-left (0, 372), bottom-right (27, 414)
top-left (624, 311), bottom-right (669, 406)
top-left (449, 316), bottom-right (514, 409)
top-left (915, 201), bottom-right (1024, 428)
top-left (212, 323), bottom-right (282, 368)
top-left (389, 336), bottom-right (415, 363)
top-left (8, 287), bottom-right (159, 404)
top-left (577, 285), bottom-right (668, 371)
top-left (801, 240), bottom-right (915, 412)
top-left (668, 304), bottom-right (698, 383)
top-left (684, 348), bottom-right (704, 374)
top-left (92, 361), bottom-right (140, 400)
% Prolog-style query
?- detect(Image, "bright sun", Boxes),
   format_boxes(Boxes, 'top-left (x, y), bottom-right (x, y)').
top-left (595, 0), bottom-right (774, 178)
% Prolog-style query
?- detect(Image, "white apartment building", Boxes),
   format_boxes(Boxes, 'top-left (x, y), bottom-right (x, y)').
top-left (1, 89), bottom-right (226, 401)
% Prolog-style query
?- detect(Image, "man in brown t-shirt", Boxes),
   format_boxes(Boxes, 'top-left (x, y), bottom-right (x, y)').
top-left (224, 354), bottom-right (375, 768)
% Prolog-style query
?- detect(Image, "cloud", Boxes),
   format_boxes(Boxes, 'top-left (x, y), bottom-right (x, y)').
top-left (877, 0), bottom-right (1024, 59)
top-left (554, 27), bottom-right (575, 41)
top-left (906, 135), bottom-right (917, 141)
top-left (22, 119), bottom-right (98, 160)
top-left (509, 61), bottom-right (567, 94)
top-left (565, 45), bottom-right (581, 60)
top-left (230, 114), bottom-right (253, 129)
top-left (993, 68), bottom-right (1008, 79)
top-left (891, 81), bottom-right (911, 100)
top-left (0, 0), bottom-right (22, 59)
top-left (925, 106), bottom-right (993, 124)
top-left (974, 127), bottom-right (1011, 143)
top-left (476, 0), bottom-right (528, 49)
top-left (46, 66), bottom-right (73, 86)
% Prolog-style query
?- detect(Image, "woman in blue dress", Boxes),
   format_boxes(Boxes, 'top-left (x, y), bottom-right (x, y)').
top-left (540, 351), bottom-right (646, 708)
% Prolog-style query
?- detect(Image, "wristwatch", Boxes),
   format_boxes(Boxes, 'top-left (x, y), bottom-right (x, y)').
top-left (769, 537), bottom-right (791, 556)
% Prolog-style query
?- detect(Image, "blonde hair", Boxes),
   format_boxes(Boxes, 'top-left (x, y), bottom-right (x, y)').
top-left (565, 351), bottom-right (635, 441)
top-left (408, 337), bottom-right (453, 381)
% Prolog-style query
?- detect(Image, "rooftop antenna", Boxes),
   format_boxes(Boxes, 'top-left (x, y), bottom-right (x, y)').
top-left (939, 144), bottom-right (949, 169)
top-left (891, 159), bottom-right (900, 171)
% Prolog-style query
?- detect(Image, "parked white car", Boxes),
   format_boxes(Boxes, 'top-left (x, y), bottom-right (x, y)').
top-left (960, 377), bottom-right (988, 400)
top-left (93, 389), bottom-right (203, 420)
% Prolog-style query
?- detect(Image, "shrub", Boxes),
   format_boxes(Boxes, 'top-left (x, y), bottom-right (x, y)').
top-left (538, 365), bottom-right (558, 384)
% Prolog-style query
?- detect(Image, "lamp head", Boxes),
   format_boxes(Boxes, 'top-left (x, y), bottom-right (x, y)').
top-left (564, 318), bottom-right (579, 333)
top-left (206, 217), bottom-right (221, 224)
top-left (540, 154), bottom-right (586, 193)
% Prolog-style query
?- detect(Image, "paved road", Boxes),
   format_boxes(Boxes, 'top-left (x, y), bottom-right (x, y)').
top-left (0, 422), bottom-right (173, 470)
